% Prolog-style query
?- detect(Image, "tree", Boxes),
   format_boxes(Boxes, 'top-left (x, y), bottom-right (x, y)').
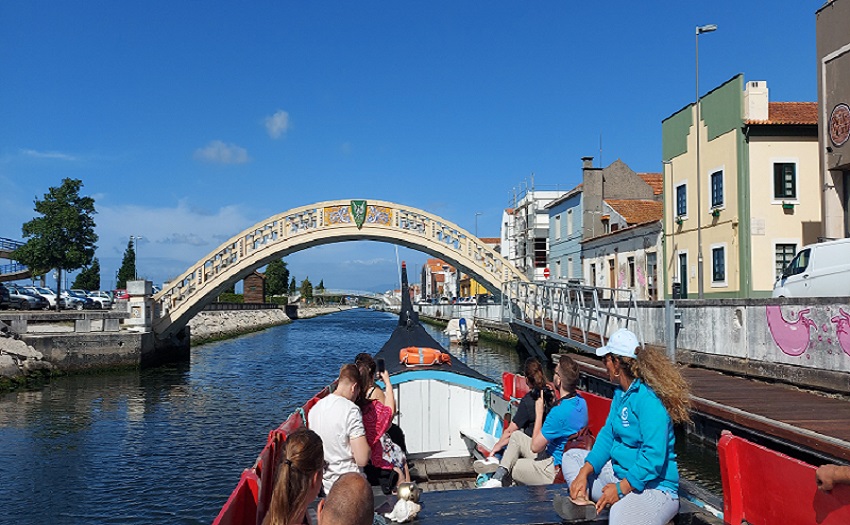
top-left (116, 239), bottom-right (136, 289)
top-left (288, 277), bottom-right (297, 295)
top-left (14, 178), bottom-right (98, 309)
top-left (265, 259), bottom-right (289, 296)
top-left (72, 258), bottom-right (101, 290)
top-left (317, 279), bottom-right (325, 293)
top-left (300, 276), bottom-right (313, 302)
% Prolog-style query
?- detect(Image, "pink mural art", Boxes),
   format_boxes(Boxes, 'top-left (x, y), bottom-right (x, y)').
top-left (766, 306), bottom-right (817, 356)
top-left (636, 266), bottom-right (647, 287)
top-left (830, 308), bottom-right (850, 358)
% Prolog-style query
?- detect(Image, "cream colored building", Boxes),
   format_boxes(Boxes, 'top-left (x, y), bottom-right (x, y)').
top-left (661, 76), bottom-right (819, 298)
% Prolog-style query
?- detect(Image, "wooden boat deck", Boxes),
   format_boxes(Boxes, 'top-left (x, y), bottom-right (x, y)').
top-left (571, 353), bottom-right (850, 463)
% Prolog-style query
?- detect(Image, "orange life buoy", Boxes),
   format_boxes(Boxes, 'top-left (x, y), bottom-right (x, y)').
top-left (399, 346), bottom-right (451, 367)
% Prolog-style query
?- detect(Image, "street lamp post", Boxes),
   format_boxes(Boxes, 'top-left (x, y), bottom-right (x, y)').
top-left (130, 235), bottom-right (143, 280)
top-left (695, 23), bottom-right (717, 299)
top-left (474, 212), bottom-right (483, 238)
top-left (663, 160), bottom-right (676, 293)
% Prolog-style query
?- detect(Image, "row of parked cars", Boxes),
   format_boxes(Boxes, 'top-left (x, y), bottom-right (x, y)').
top-left (0, 284), bottom-right (120, 310)
top-left (416, 295), bottom-right (497, 305)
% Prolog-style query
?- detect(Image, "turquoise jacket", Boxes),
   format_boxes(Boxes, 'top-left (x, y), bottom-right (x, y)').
top-left (585, 379), bottom-right (678, 494)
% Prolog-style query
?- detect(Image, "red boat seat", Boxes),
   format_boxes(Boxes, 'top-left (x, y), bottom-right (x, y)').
top-left (719, 431), bottom-right (850, 525)
top-left (212, 470), bottom-right (259, 525)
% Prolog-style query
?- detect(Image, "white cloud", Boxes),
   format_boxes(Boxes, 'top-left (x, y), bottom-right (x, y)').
top-left (351, 258), bottom-right (392, 266)
top-left (193, 140), bottom-right (250, 164)
top-left (264, 110), bottom-right (290, 139)
top-left (20, 149), bottom-right (78, 161)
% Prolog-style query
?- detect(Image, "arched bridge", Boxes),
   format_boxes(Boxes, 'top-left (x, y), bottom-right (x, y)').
top-left (153, 199), bottom-right (529, 339)
top-left (291, 289), bottom-right (400, 306)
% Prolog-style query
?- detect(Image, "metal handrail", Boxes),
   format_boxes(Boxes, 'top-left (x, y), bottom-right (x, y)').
top-left (0, 237), bottom-right (24, 252)
top-left (502, 279), bottom-right (644, 353)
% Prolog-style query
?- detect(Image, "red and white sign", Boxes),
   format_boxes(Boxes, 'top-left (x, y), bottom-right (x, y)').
top-left (543, 268), bottom-right (550, 279)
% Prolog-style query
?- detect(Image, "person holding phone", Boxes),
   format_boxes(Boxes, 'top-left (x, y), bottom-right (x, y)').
top-left (354, 353), bottom-right (410, 492)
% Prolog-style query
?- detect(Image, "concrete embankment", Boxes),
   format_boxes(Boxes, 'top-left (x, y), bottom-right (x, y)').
top-left (189, 305), bottom-right (355, 345)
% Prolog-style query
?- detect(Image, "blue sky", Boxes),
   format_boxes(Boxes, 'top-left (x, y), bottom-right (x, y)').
top-left (0, 1), bottom-right (822, 292)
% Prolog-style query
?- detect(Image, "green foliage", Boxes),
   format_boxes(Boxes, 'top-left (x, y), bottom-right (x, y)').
top-left (265, 259), bottom-right (289, 296)
top-left (218, 293), bottom-right (244, 303)
top-left (72, 258), bottom-right (101, 290)
top-left (288, 277), bottom-right (297, 295)
top-left (317, 279), bottom-right (325, 293)
top-left (222, 282), bottom-right (236, 294)
top-left (300, 276), bottom-right (313, 301)
top-left (14, 178), bottom-right (98, 302)
top-left (269, 295), bottom-right (288, 305)
top-left (116, 240), bottom-right (136, 289)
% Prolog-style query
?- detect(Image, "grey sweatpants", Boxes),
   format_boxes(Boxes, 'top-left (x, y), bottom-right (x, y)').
top-left (499, 430), bottom-right (555, 485)
top-left (561, 449), bottom-right (680, 525)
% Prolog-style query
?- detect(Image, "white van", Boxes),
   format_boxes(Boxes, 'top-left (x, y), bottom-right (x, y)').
top-left (772, 238), bottom-right (850, 298)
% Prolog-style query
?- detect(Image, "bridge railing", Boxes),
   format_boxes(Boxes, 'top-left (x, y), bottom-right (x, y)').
top-left (0, 262), bottom-right (28, 275)
top-left (0, 237), bottom-right (24, 252)
top-left (502, 280), bottom-right (643, 353)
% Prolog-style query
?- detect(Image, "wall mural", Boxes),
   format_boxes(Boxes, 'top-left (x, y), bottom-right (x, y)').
top-left (766, 305), bottom-right (850, 358)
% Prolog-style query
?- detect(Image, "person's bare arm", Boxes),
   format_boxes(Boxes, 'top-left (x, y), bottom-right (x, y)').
top-left (351, 435), bottom-right (370, 467)
top-left (530, 396), bottom-right (548, 453)
top-left (380, 370), bottom-right (395, 414)
top-left (816, 464), bottom-right (850, 492)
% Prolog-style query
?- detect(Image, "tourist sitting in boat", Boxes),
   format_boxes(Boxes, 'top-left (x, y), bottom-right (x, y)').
top-left (559, 328), bottom-right (691, 525)
top-left (477, 357), bottom-right (557, 465)
top-left (316, 472), bottom-right (375, 525)
top-left (477, 355), bottom-right (588, 488)
top-left (307, 364), bottom-right (370, 494)
top-left (261, 428), bottom-right (324, 525)
top-left (354, 352), bottom-right (407, 453)
top-left (355, 355), bottom-right (411, 493)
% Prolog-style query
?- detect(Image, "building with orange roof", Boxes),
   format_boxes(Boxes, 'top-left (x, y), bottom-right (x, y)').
top-left (662, 75), bottom-right (819, 298)
top-left (420, 258), bottom-right (457, 301)
top-left (545, 157), bottom-right (661, 283)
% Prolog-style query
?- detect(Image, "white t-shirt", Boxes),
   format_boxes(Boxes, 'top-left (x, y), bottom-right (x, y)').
top-left (308, 393), bottom-right (366, 494)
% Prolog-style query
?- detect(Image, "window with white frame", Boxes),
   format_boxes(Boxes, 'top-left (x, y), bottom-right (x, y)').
top-left (711, 245), bottom-right (726, 284)
top-left (555, 259), bottom-right (561, 279)
top-left (554, 215), bottom-right (562, 240)
top-left (710, 170), bottom-right (724, 208)
top-left (676, 183), bottom-right (687, 217)
top-left (773, 163), bottom-right (797, 200)
top-left (567, 209), bottom-right (573, 236)
top-left (775, 243), bottom-right (797, 280)
top-left (567, 257), bottom-right (573, 278)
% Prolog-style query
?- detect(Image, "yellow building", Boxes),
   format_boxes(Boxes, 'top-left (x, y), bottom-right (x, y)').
top-left (661, 76), bottom-right (819, 298)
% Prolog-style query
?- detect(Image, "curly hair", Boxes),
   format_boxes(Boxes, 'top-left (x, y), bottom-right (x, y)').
top-left (263, 428), bottom-right (324, 525)
top-left (622, 345), bottom-right (691, 424)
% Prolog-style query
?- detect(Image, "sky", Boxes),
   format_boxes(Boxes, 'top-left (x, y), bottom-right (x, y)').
top-left (0, 1), bottom-right (823, 292)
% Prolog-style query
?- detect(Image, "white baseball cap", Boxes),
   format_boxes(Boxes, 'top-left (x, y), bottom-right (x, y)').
top-left (596, 328), bottom-right (640, 359)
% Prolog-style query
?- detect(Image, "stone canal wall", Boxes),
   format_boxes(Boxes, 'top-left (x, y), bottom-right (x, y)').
top-left (189, 308), bottom-right (291, 344)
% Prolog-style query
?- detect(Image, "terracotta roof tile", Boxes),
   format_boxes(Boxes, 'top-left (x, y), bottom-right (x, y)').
top-left (479, 237), bottom-right (501, 244)
top-left (605, 199), bottom-right (663, 225)
top-left (746, 102), bottom-right (817, 125)
top-left (638, 173), bottom-right (663, 195)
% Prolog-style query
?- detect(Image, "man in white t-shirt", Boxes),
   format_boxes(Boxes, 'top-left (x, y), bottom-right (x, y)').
top-left (309, 364), bottom-right (370, 494)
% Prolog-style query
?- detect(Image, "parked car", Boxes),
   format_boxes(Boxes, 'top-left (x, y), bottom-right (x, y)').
top-left (6, 285), bottom-right (49, 310)
top-left (772, 238), bottom-right (850, 298)
top-left (87, 291), bottom-right (113, 309)
top-left (61, 290), bottom-right (96, 310)
top-left (24, 286), bottom-right (65, 309)
top-left (0, 284), bottom-right (10, 309)
top-left (113, 289), bottom-right (130, 301)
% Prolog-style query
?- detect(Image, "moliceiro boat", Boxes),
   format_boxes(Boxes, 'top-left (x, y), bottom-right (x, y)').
top-left (213, 264), bottom-right (848, 525)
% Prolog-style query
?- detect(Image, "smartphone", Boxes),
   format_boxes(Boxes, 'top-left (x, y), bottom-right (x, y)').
top-left (377, 358), bottom-right (386, 374)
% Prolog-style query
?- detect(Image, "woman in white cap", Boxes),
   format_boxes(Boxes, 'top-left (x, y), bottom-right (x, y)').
top-left (556, 328), bottom-right (691, 525)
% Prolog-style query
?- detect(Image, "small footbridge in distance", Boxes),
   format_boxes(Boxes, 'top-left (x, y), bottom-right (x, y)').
top-left (0, 237), bottom-right (30, 282)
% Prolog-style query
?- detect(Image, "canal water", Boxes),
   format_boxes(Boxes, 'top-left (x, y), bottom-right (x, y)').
top-left (0, 309), bottom-right (719, 525)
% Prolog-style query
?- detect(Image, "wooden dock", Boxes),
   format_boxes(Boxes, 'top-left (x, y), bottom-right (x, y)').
top-left (571, 353), bottom-right (850, 463)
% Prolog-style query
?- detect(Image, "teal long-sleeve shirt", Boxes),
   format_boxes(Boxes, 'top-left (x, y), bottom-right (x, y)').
top-left (584, 379), bottom-right (678, 494)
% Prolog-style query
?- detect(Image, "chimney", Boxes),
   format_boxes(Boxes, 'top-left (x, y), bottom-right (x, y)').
top-left (744, 80), bottom-right (769, 121)
top-left (581, 156), bottom-right (594, 169)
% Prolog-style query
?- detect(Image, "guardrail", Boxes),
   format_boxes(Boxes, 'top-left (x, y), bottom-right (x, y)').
top-left (0, 237), bottom-right (24, 252)
top-left (0, 262), bottom-right (28, 274)
top-left (203, 302), bottom-right (284, 311)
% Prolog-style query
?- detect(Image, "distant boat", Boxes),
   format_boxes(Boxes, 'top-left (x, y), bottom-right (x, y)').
top-left (444, 316), bottom-right (479, 344)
